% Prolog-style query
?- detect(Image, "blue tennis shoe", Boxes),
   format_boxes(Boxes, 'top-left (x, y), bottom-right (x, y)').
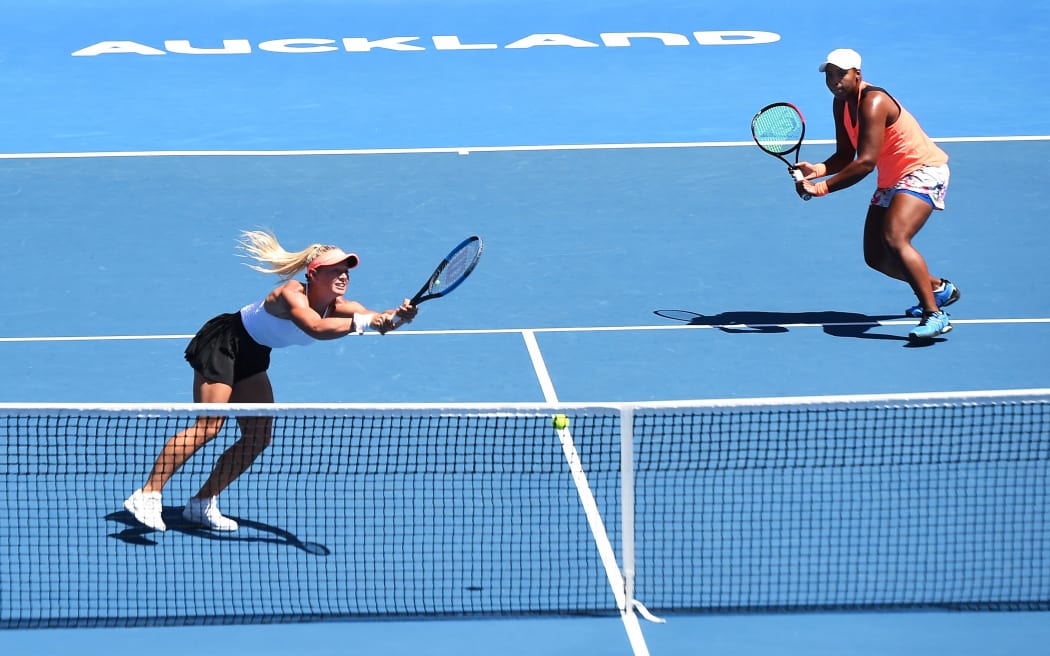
top-left (905, 279), bottom-right (960, 318)
top-left (908, 311), bottom-right (952, 340)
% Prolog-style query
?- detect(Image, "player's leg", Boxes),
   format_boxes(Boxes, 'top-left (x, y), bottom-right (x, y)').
top-left (862, 202), bottom-right (941, 291)
top-left (143, 373), bottom-right (233, 492)
top-left (877, 193), bottom-right (955, 338)
top-left (879, 192), bottom-right (940, 313)
top-left (184, 372), bottom-right (275, 530)
top-left (124, 372), bottom-right (231, 530)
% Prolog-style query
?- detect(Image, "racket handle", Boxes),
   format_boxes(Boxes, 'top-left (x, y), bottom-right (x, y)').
top-left (789, 167), bottom-right (812, 201)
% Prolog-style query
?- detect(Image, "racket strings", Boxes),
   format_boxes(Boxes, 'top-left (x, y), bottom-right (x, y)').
top-left (752, 107), bottom-right (804, 154)
top-left (429, 241), bottom-right (481, 293)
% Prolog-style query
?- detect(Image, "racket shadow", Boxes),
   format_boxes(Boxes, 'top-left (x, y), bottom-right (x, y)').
top-left (653, 309), bottom-right (943, 344)
top-left (105, 509), bottom-right (331, 555)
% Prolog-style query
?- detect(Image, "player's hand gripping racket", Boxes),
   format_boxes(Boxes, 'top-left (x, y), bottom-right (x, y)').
top-left (751, 102), bottom-right (811, 200)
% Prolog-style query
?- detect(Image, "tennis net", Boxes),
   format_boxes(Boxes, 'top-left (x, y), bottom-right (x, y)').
top-left (0, 389), bottom-right (1047, 629)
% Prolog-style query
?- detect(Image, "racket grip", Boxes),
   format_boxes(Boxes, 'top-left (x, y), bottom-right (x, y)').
top-left (789, 167), bottom-right (812, 201)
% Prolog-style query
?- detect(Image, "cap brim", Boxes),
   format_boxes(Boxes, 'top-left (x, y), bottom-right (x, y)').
top-left (309, 251), bottom-right (360, 271)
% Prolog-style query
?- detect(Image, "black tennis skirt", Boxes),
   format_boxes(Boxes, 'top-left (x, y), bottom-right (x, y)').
top-left (184, 312), bottom-right (272, 386)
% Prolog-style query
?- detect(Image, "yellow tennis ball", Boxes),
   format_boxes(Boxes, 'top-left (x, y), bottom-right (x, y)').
top-left (551, 414), bottom-right (569, 430)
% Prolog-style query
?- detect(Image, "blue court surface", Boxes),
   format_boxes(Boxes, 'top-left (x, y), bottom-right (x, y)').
top-left (2, 1), bottom-right (1049, 654)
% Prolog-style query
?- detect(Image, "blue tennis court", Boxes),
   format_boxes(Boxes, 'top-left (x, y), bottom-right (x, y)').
top-left (2, 1), bottom-right (1049, 654)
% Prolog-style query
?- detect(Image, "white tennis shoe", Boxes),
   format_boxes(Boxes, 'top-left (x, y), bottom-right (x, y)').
top-left (123, 489), bottom-right (166, 532)
top-left (183, 496), bottom-right (238, 531)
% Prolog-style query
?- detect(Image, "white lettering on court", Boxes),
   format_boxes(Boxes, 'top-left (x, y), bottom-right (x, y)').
top-left (71, 31), bottom-right (783, 56)
top-left (164, 39), bottom-right (252, 55)
top-left (259, 39), bottom-right (339, 53)
top-left (341, 37), bottom-right (425, 52)
top-left (71, 41), bottom-right (166, 56)
top-left (600, 32), bottom-right (691, 47)
top-left (432, 36), bottom-right (498, 50)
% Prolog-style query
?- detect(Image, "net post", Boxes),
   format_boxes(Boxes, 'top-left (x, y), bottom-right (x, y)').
top-left (620, 404), bottom-right (636, 610)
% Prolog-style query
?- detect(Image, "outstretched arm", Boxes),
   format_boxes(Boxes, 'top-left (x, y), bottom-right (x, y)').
top-left (333, 297), bottom-right (418, 334)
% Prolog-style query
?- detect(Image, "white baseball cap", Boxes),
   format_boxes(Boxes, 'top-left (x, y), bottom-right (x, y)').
top-left (818, 48), bottom-right (862, 72)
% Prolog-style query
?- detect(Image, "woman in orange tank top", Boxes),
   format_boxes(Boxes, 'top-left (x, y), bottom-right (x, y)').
top-left (796, 49), bottom-right (959, 341)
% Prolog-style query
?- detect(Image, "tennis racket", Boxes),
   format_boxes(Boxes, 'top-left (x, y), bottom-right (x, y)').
top-left (751, 102), bottom-right (811, 200)
top-left (409, 235), bottom-right (484, 306)
top-left (362, 237), bottom-right (483, 333)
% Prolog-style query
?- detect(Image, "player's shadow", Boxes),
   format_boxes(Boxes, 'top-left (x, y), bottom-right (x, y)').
top-left (105, 508), bottom-right (331, 555)
top-left (654, 309), bottom-right (945, 346)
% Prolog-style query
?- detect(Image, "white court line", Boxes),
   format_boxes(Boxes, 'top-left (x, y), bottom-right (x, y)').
top-left (3, 317), bottom-right (1050, 343)
top-left (521, 330), bottom-right (559, 402)
top-left (0, 135), bottom-right (1047, 159)
top-left (521, 333), bottom-right (654, 656)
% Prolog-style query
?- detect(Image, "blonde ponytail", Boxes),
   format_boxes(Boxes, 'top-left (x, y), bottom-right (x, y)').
top-left (237, 230), bottom-right (335, 280)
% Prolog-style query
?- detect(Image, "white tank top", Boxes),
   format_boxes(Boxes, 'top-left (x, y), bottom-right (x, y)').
top-left (239, 298), bottom-right (315, 348)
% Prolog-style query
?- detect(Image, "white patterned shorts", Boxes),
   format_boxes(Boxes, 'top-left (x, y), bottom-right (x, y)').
top-left (871, 163), bottom-right (950, 211)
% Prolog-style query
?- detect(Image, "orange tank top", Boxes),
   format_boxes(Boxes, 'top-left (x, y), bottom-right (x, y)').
top-left (843, 82), bottom-right (948, 188)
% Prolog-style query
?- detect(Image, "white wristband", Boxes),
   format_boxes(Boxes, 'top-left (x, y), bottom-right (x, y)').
top-left (353, 313), bottom-right (376, 335)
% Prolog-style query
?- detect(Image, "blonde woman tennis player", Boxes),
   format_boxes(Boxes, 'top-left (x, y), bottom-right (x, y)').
top-left (123, 230), bottom-right (417, 532)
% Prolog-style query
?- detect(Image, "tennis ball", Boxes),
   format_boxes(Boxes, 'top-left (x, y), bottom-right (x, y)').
top-left (551, 414), bottom-right (569, 430)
